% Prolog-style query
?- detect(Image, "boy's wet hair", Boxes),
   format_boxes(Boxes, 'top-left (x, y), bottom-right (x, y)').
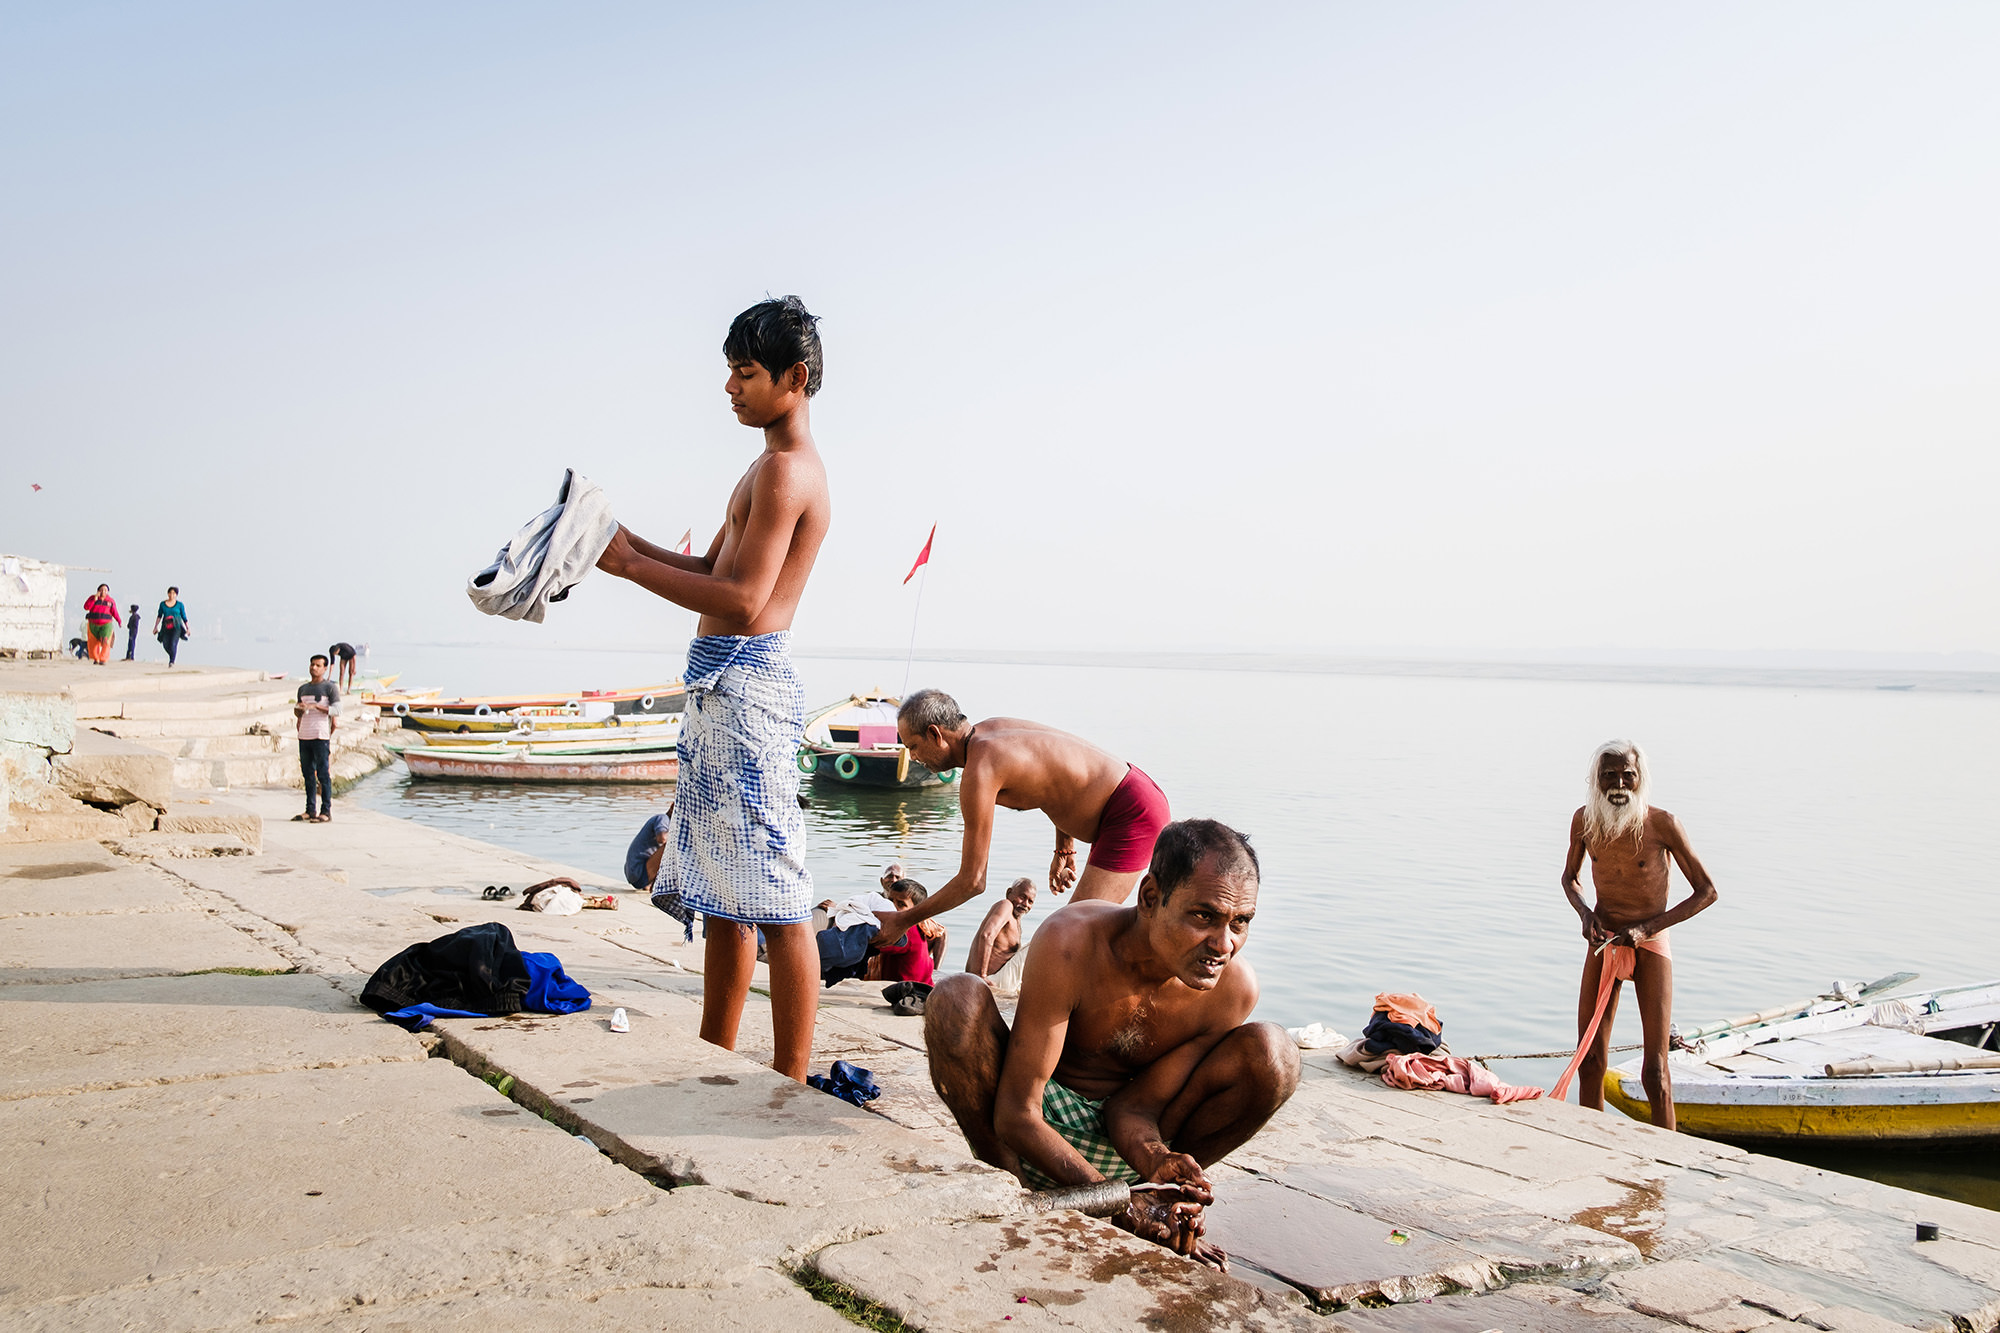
top-left (724, 296), bottom-right (823, 396)
top-left (890, 878), bottom-right (927, 903)
top-left (1149, 819), bottom-right (1259, 901)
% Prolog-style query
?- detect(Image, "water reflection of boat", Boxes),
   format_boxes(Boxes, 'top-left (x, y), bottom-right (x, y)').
top-left (400, 742), bottom-right (678, 783)
top-left (797, 692), bottom-right (957, 789)
top-left (1605, 974), bottom-right (2000, 1145)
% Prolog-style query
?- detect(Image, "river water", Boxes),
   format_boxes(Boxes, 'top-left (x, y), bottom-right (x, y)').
top-left (346, 645), bottom-right (2000, 1209)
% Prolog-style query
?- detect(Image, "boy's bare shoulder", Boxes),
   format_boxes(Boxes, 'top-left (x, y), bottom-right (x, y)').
top-left (755, 443), bottom-right (827, 489)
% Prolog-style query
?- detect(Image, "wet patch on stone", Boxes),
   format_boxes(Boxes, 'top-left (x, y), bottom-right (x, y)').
top-left (6, 862), bottom-right (112, 880)
top-left (1571, 1178), bottom-right (1666, 1256)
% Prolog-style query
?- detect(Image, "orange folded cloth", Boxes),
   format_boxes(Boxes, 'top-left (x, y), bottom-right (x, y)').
top-left (1373, 991), bottom-right (1441, 1032)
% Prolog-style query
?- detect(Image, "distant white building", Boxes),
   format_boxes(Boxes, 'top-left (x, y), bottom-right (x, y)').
top-left (0, 555), bottom-right (68, 657)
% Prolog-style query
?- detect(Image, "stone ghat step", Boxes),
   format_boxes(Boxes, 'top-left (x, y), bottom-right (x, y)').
top-left (174, 739), bottom-right (385, 790)
top-left (94, 704), bottom-right (381, 740)
top-left (58, 665), bottom-right (269, 701)
top-left (76, 683), bottom-right (300, 721)
top-left (95, 708), bottom-right (303, 738)
top-left (128, 726), bottom-right (383, 759)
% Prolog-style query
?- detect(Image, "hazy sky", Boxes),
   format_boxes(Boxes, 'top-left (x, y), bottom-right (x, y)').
top-left (4, 4), bottom-right (1996, 661)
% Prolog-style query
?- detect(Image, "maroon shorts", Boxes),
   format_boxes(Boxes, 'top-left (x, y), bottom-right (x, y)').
top-left (1086, 765), bottom-right (1171, 874)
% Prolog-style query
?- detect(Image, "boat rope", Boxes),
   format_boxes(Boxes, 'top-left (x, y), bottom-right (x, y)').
top-left (1467, 1041), bottom-right (1642, 1062)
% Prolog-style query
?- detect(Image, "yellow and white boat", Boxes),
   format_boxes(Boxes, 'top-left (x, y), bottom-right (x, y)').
top-left (1605, 977), bottom-right (2000, 1145)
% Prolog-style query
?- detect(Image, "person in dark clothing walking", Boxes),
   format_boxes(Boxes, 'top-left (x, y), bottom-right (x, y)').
top-left (294, 653), bottom-right (340, 822)
top-left (124, 604), bottom-right (141, 660)
top-left (153, 587), bottom-right (190, 666)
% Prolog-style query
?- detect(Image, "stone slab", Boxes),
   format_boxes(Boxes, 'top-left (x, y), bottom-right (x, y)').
top-left (15, 1269), bottom-right (857, 1333)
top-left (0, 972), bottom-right (422, 1101)
top-left (3, 1189), bottom-right (855, 1332)
top-left (1333, 1284), bottom-right (1685, 1331)
top-left (0, 838), bottom-right (120, 873)
top-left (0, 686), bottom-right (74, 750)
top-left (158, 798), bottom-right (262, 851)
top-left (1204, 1173), bottom-right (1500, 1307)
top-left (424, 986), bottom-right (1022, 1228)
top-left (0, 907), bottom-right (291, 984)
top-left (1246, 1152), bottom-right (1645, 1279)
top-left (815, 1213), bottom-right (1327, 1332)
top-left (109, 830), bottom-right (254, 858)
top-left (0, 860), bottom-right (189, 919)
top-left (0, 1059), bottom-right (655, 1307)
top-left (1603, 1258), bottom-right (1831, 1331)
top-left (0, 800), bottom-right (133, 844)
top-left (51, 727), bottom-right (172, 809)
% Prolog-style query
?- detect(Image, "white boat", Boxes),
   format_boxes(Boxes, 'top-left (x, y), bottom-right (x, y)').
top-left (798, 691), bottom-right (957, 788)
top-left (400, 715), bottom-right (683, 750)
top-left (1605, 975), bottom-right (2000, 1145)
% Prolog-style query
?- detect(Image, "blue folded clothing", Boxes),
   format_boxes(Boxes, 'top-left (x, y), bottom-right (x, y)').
top-left (1361, 1011), bottom-right (1443, 1055)
top-left (807, 1059), bottom-right (882, 1107)
top-left (381, 1003), bottom-right (487, 1032)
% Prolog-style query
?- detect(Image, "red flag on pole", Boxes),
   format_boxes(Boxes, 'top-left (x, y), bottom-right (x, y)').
top-left (903, 524), bottom-right (935, 585)
top-left (677, 529), bottom-right (692, 556)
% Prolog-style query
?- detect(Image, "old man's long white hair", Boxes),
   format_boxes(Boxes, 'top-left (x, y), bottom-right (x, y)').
top-left (1582, 739), bottom-right (1651, 848)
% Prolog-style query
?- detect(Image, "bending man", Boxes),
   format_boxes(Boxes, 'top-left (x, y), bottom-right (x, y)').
top-left (924, 820), bottom-right (1299, 1268)
top-left (892, 689), bottom-right (1169, 936)
top-left (1560, 739), bottom-right (1719, 1130)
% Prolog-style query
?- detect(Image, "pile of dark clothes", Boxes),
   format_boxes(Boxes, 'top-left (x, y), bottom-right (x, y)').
top-left (362, 921), bottom-right (591, 1031)
top-left (807, 1060), bottom-right (881, 1107)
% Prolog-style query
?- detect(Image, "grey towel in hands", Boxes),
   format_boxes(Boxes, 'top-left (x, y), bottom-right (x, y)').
top-left (467, 470), bottom-right (618, 623)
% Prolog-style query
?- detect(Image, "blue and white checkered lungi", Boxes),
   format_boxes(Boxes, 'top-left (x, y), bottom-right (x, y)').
top-left (652, 631), bottom-right (812, 926)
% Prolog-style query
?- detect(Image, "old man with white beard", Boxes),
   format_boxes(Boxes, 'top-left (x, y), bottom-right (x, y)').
top-left (1558, 740), bottom-right (1719, 1131)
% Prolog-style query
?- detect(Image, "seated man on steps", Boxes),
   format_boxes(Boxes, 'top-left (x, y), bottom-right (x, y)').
top-left (923, 819), bottom-right (1299, 1269)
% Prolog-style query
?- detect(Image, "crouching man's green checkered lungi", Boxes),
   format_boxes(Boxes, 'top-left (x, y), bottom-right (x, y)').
top-left (1018, 1079), bottom-right (1145, 1189)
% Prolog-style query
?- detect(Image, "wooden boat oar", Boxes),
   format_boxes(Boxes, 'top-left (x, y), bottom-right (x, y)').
top-left (1680, 971), bottom-right (1920, 1041)
top-left (1825, 1052), bottom-right (2000, 1077)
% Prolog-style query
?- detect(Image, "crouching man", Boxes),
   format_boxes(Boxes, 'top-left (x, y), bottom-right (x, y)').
top-left (923, 819), bottom-right (1299, 1269)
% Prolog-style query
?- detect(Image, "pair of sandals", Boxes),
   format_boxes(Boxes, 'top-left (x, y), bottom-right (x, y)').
top-left (290, 813), bottom-right (332, 823)
top-left (881, 981), bottom-right (933, 1017)
top-left (481, 885), bottom-right (516, 901)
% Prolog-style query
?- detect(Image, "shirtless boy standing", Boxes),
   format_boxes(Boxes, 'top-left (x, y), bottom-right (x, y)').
top-left (890, 689), bottom-right (1170, 937)
top-left (1560, 740), bottom-right (1719, 1129)
top-left (925, 820), bottom-right (1299, 1267)
top-left (596, 296), bottom-right (831, 1082)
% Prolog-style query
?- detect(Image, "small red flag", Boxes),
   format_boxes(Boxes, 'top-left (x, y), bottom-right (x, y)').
top-left (903, 524), bottom-right (935, 585)
top-left (30, 484), bottom-right (41, 492)
top-left (677, 529), bottom-right (692, 556)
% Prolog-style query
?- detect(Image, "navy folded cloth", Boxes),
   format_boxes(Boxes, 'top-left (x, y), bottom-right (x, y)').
top-left (807, 1060), bottom-right (882, 1107)
top-left (1360, 1011), bottom-right (1444, 1055)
